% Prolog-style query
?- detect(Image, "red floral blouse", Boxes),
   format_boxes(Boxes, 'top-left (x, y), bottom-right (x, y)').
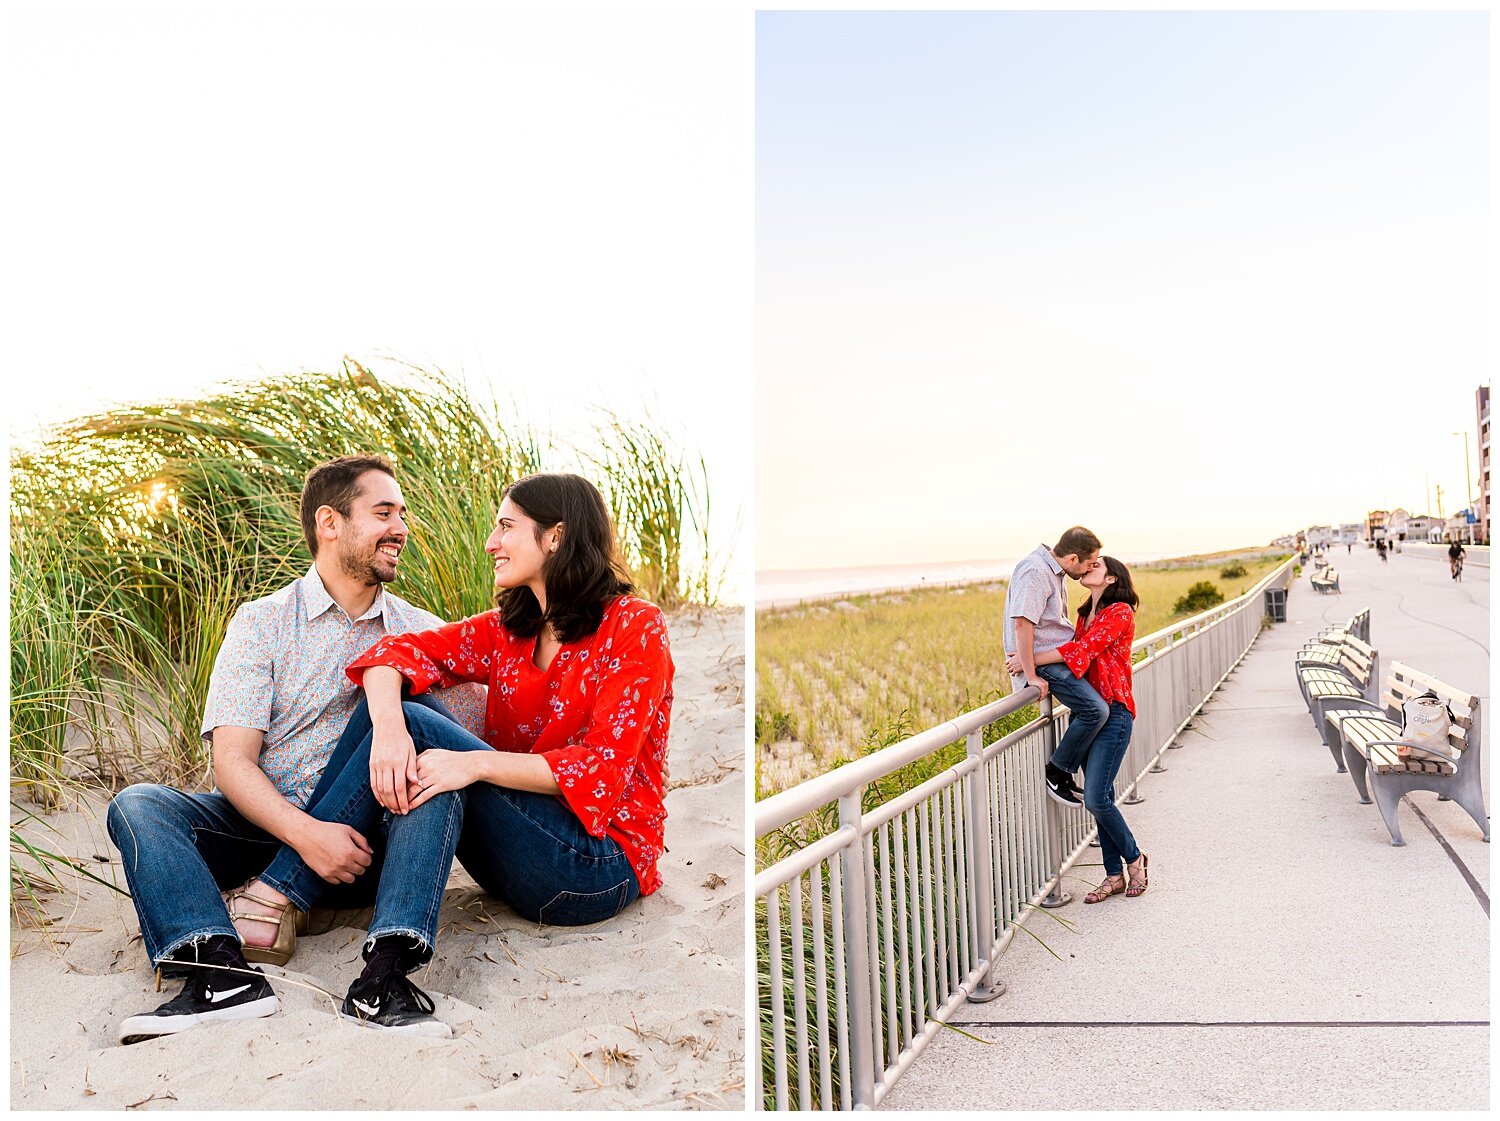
top-left (346, 595), bottom-right (674, 895)
top-left (1056, 602), bottom-right (1136, 718)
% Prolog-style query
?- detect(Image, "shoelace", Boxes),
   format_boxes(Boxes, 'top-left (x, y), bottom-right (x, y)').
top-left (373, 971), bottom-right (436, 1016)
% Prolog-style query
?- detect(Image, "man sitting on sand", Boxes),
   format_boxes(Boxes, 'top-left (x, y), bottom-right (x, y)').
top-left (1004, 526), bottom-right (1109, 806)
top-left (106, 455), bottom-right (484, 1043)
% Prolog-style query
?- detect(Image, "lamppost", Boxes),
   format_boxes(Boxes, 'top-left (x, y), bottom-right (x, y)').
top-left (1453, 430), bottom-right (1474, 542)
top-left (1453, 431), bottom-right (1474, 504)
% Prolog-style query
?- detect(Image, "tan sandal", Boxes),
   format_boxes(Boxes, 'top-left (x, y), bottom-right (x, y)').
top-left (222, 887), bottom-right (308, 933)
top-left (1084, 874), bottom-right (1126, 904)
top-left (224, 884), bottom-right (298, 965)
top-left (1125, 853), bottom-right (1150, 898)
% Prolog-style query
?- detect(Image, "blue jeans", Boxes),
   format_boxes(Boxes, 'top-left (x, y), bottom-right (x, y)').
top-left (106, 693), bottom-right (464, 970)
top-left (260, 698), bottom-right (642, 930)
top-left (1082, 703), bottom-right (1141, 877)
top-left (1036, 661), bottom-right (1108, 774)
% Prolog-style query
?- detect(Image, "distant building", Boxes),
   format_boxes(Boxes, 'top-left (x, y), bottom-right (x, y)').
top-left (1444, 514), bottom-right (1476, 545)
top-left (1365, 510), bottom-right (1389, 541)
top-left (1477, 385), bottom-right (1490, 544)
top-left (1405, 514), bottom-right (1436, 539)
top-left (1389, 508), bottom-right (1409, 540)
top-left (1338, 523), bottom-right (1362, 544)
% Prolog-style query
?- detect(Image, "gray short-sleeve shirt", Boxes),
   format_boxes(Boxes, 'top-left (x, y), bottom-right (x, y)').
top-left (1003, 543), bottom-right (1076, 655)
top-left (201, 566), bottom-right (487, 808)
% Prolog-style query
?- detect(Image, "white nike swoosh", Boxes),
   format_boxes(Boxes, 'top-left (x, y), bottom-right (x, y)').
top-left (209, 983), bottom-right (253, 1004)
top-left (352, 999), bottom-right (381, 1017)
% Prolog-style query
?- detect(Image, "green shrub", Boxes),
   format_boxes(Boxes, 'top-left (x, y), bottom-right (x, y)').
top-left (1173, 580), bottom-right (1225, 615)
top-left (1219, 563), bottom-right (1248, 579)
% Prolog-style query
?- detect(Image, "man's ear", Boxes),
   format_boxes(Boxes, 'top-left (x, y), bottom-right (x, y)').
top-left (316, 504), bottom-right (340, 550)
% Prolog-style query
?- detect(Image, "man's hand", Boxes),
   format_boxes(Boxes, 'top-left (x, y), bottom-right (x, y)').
top-left (1027, 674), bottom-right (1050, 699)
top-left (370, 723), bottom-right (420, 814)
top-left (293, 819), bottom-right (374, 884)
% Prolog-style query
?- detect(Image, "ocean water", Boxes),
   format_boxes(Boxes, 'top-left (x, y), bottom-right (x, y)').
top-left (755, 558), bottom-right (1020, 609)
top-left (755, 550), bottom-right (1204, 609)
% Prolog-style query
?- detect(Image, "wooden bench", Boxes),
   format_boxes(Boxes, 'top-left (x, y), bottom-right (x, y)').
top-left (1310, 566), bottom-right (1340, 594)
top-left (1296, 635), bottom-right (1378, 769)
top-left (1324, 663), bottom-right (1488, 846)
top-left (1294, 610), bottom-right (1372, 671)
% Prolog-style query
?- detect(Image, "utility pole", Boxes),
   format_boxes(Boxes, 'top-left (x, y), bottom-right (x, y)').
top-left (1436, 483), bottom-right (1445, 519)
top-left (1453, 430), bottom-right (1475, 512)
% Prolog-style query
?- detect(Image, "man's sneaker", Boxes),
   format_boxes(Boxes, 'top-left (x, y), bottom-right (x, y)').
top-left (341, 936), bottom-right (451, 1037)
top-left (1044, 765), bottom-right (1082, 807)
top-left (119, 938), bottom-right (277, 1044)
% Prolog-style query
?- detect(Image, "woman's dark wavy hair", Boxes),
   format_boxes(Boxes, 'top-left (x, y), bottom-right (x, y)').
top-left (495, 473), bottom-right (635, 642)
top-left (1076, 555), bottom-right (1139, 621)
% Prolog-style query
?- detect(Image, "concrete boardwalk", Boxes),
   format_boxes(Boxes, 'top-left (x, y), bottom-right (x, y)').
top-left (884, 544), bottom-right (1489, 1111)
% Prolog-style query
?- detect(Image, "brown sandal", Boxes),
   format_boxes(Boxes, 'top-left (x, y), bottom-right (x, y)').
top-left (1125, 853), bottom-right (1149, 898)
top-left (224, 884), bottom-right (298, 965)
top-left (1084, 874), bottom-right (1126, 904)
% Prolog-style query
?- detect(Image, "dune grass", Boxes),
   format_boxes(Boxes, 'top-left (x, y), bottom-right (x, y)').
top-left (755, 552), bottom-right (1288, 798)
top-left (9, 362), bottom-right (721, 915)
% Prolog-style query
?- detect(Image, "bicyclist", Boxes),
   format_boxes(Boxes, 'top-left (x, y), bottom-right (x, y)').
top-left (1448, 538), bottom-right (1466, 580)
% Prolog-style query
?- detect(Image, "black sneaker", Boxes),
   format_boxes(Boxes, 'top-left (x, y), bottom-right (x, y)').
top-left (341, 937), bottom-right (451, 1037)
top-left (119, 937), bottom-right (278, 1044)
top-left (1044, 765), bottom-right (1082, 807)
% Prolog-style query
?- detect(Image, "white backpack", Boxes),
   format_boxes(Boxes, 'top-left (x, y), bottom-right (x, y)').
top-left (1396, 690), bottom-right (1456, 763)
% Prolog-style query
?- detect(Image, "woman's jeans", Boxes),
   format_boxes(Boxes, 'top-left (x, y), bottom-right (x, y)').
top-left (1037, 662), bottom-right (1109, 774)
top-left (106, 693), bottom-right (464, 971)
top-left (1082, 702), bottom-right (1141, 877)
top-left (261, 697), bottom-right (641, 934)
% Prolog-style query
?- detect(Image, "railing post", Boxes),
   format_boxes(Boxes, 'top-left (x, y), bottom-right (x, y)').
top-left (1038, 694), bottom-right (1072, 908)
top-left (965, 728), bottom-right (1005, 1002)
top-left (838, 791), bottom-right (877, 1110)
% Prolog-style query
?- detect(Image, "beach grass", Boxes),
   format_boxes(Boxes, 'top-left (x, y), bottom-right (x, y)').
top-left (754, 552), bottom-right (1288, 798)
top-left (9, 362), bottom-right (720, 835)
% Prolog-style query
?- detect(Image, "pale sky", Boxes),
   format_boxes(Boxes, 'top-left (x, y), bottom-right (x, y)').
top-left (3, 3), bottom-right (752, 601)
top-left (757, 10), bottom-right (1490, 572)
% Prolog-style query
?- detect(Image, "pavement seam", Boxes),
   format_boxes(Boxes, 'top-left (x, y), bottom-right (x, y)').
top-left (1406, 797), bottom-right (1490, 916)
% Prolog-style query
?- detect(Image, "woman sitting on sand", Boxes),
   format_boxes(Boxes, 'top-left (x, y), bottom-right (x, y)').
top-left (1007, 555), bottom-right (1148, 903)
top-left (230, 473), bottom-right (673, 1031)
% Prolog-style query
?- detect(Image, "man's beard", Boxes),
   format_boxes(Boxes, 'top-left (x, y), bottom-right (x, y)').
top-left (339, 539), bottom-right (394, 586)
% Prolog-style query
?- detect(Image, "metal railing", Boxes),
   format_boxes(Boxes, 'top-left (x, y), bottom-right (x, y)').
top-left (754, 557), bottom-right (1297, 1110)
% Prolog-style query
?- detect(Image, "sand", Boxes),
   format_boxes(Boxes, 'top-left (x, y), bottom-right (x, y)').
top-left (9, 607), bottom-right (746, 1111)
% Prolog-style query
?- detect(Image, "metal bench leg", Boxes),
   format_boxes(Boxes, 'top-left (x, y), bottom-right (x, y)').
top-left (1341, 740), bottom-right (1370, 801)
top-left (1310, 699), bottom-right (1349, 765)
top-left (1370, 780), bottom-right (1407, 846)
top-left (1321, 714), bottom-right (1348, 773)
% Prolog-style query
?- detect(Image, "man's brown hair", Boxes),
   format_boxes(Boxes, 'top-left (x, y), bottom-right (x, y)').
top-left (299, 455), bottom-right (396, 557)
top-left (1054, 525), bottom-right (1102, 559)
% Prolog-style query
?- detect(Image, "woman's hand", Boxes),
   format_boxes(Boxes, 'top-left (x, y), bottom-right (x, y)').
top-left (369, 723), bottom-right (420, 814)
top-left (1004, 652), bottom-right (1024, 675)
top-left (408, 749), bottom-right (483, 810)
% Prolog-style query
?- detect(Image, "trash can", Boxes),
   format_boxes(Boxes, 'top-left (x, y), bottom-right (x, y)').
top-left (1264, 586), bottom-right (1287, 623)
